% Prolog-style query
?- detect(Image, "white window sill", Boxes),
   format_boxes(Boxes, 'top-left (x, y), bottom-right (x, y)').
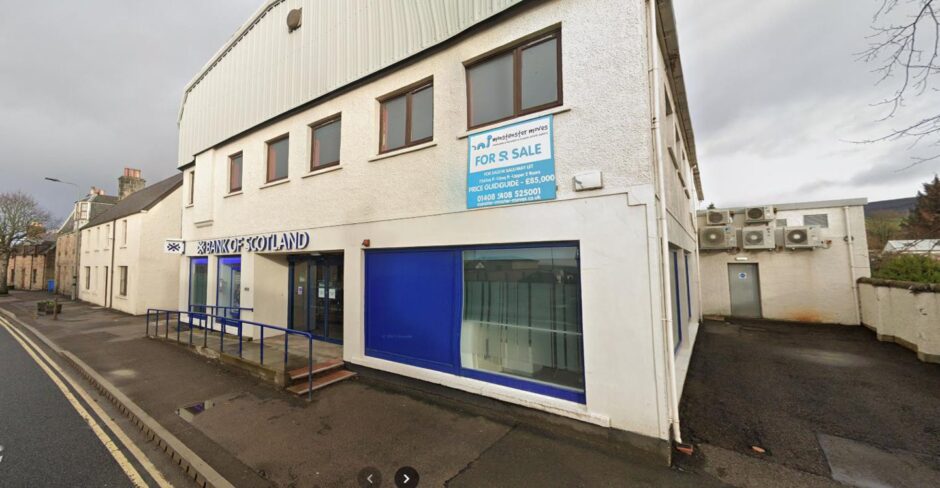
top-left (184, 204), bottom-right (194, 209)
top-left (259, 178), bottom-right (290, 190)
top-left (457, 105), bottom-right (571, 140)
top-left (194, 219), bottom-right (214, 228)
top-left (368, 141), bottom-right (437, 162)
top-left (224, 190), bottom-right (243, 199)
top-left (302, 164), bottom-right (342, 178)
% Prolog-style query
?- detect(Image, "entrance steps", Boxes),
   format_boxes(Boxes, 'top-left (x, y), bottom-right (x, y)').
top-left (286, 359), bottom-right (356, 395)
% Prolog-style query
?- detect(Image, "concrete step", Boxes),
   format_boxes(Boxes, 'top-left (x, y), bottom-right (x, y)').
top-left (287, 369), bottom-right (357, 395)
top-left (287, 359), bottom-right (345, 381)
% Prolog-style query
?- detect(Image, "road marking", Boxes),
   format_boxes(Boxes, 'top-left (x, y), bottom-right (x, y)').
top-left (0, 316), bottom-right (171, 488)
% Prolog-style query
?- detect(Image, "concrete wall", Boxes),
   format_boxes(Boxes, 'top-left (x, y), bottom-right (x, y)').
top-left (700, 203), bottom-right (870, 325)
top-left (859, 279), bottom-right (940, 363)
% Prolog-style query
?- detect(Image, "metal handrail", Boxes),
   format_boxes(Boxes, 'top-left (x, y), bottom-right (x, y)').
top-left (145, 308), bottom-right (314, 400)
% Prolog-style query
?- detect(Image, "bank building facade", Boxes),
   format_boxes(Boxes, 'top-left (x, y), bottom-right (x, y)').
top-left (173, 0), bottom-right (703, 450)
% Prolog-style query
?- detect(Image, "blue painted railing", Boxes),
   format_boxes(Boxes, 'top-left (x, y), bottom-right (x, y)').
top-left (144, 308), bottom-right (314, 400)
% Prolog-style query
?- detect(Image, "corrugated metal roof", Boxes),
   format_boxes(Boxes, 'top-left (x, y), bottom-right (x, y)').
top-left (178, 0), bottom-right (525, 167)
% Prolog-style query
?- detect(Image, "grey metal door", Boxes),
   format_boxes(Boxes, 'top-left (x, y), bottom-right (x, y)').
top-left (728, 263), bottom-right (762, 318)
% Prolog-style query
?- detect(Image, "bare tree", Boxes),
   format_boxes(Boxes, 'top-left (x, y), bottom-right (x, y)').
top-left (859, 0), bottom-right (940, 166)
top-left (0, 192), bottom-right (52, 295)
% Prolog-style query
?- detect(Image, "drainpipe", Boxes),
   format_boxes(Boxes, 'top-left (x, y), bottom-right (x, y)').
top-left (108, 221), bottom-right (116, 309)
top-left (647, 0), bottom-right (683, 445)
top-left (843, 206), bottom-right (861, 325)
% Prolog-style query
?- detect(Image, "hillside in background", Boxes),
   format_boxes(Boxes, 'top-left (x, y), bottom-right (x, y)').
top-left (865, 197), bottom-right (917, 218)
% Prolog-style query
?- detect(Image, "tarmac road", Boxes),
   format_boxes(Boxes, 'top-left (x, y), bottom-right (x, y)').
top-left (0, 319), bottom-right (135, 487)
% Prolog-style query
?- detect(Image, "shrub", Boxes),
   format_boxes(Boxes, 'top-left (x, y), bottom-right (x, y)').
top-left (873, 254), bottom-right (940, 283)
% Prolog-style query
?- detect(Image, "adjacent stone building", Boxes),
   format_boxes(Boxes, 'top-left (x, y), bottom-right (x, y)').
top-left (55, 188), bottom-right (119, 296)
top-left (7, 241), bottom-right (56, 291)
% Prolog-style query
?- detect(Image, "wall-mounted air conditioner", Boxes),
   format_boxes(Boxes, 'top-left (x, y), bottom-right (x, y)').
top-left (700, 226), bottom-right (737, 250)
top-left (705, 210), bottom-right (732, 226)
top-left (783, 226), bottom-right (821, 249)
top-left (742, 226), bottom-right (775, 250)
top-left (744, 206), bottom-right (775, 224)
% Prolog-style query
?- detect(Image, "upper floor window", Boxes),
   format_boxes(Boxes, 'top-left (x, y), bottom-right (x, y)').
top-left (266, 134), bottom-right (290, 182)
top-left (121, 219), bottom-right (128, 246)
top-left (310, 116), bottom-right (341, 170)
top-left (229, 152), bottom-right (243, 192)
top-left (188, 171), bottom-right (195, 205)
top-left (379, 80), bottom-right (433, 153)
top-left (466, 31), bottom-right (562, 129)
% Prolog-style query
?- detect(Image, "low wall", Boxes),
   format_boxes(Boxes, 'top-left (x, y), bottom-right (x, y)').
top-left (858, 277), bottom-right (940, 364)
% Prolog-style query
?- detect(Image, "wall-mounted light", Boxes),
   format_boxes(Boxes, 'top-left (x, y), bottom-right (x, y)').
top-left (286, 8), bottom-right (302, 32)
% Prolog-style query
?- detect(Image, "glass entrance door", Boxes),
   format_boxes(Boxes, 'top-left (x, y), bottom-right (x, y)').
top-left (289, 254), bottom-right (343, 343)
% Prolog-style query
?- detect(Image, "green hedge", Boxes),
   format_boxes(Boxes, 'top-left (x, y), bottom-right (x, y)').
top-left (873, 254), bottom-right (940, 284)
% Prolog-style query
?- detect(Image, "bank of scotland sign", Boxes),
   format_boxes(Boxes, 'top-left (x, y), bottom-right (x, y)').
top-left (164, 239), bottom-right (185, 254)
top-left (467, 114), bottom-right (556, 209)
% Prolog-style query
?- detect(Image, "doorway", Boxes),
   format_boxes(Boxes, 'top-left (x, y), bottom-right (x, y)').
top-left (289, 253), bottom-right (344, 343)
top-left (728, 263), bottom-right (762, 318)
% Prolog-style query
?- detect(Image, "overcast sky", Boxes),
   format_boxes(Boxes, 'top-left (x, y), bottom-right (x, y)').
top-left (2, 1), bottom-right (938, 221)
top-left (675, 0), bottom-right (940, 207)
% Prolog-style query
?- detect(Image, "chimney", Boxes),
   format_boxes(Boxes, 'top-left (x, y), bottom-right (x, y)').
top-left (88, 186), bottom-right (105, 196)
top-left (118, 168), bottom-right (146, 200)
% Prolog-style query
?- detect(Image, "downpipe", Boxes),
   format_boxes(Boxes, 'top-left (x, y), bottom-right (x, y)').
top-left (646, 0), bottom-right (684, 447)
top-left (844, 206), bottom-right (862, 325)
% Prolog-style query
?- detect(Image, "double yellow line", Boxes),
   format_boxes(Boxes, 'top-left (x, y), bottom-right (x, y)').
top-left (0, 314), bottom-right (172, 488)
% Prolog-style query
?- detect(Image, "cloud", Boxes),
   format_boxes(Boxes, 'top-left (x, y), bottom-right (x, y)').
top-left (675, 0), bottom-right (940, 207)
top-left (0, 0), bottom-right (260, 220)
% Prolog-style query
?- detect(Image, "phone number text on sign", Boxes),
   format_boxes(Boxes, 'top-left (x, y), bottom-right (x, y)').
top-left (467, 115), bottom-right (556, 209)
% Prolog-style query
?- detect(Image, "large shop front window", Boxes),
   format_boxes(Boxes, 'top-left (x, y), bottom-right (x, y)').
top-left (365, 243), bottom-right (585, 403)
top-left (461, 246), bottom-right (583, 392)
top-left (216, 256), bottom-right (242, 320)
top-left (189, 257), bottom-right (208, 313)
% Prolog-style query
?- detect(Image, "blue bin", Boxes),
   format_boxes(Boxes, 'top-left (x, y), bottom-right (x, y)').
top-left (47, 279), bottom-right (55, 292)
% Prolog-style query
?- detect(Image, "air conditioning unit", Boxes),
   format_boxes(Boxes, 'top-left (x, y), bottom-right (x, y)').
top-left (700, 226), bottom-right (737, 250)
top-left (783, 226), bottom-right (821, 249)
top-left (744, 206), bottom-right (775, 224)
top-left (705, 210), bottom-right (732, 226)
top-left (742, 226), bottom-right (775, 250)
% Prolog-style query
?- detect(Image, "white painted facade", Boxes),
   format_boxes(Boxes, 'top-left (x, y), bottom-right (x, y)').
top-left (174, 0), bottom-right (702, 445)
top-left (79, 187), bottom-right (182, 316)
top-left (699, 200), bottom-right (871, 325)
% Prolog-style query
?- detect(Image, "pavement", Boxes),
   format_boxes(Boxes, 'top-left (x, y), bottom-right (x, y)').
top-left (0, 291), bottom-right (725, 488)
top-left (677, 318), bottom-right (940, 487)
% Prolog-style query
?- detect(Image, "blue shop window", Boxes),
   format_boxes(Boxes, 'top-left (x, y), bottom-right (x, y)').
top-left (189, 257), bottom-right (208, 313)
top-left (365, 243), bottom-right (585, 403)
top-left (216, 256), bottom-right (242, 321)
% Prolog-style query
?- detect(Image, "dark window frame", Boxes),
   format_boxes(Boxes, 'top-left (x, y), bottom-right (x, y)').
top-left (465, 30), bottom-right (563, 130)
top-left (188, 171), bottom-right (195, 205)
top-left (309, 114), bottom-right (342, 170)
top-left (378, 77), bottom-right (434, 154)
top-left (119, 266), bottom-right (128, 296)
top-left (265, 133), bottom-right (290, 183)
top-left (228, 152), bottom-right (243, 193)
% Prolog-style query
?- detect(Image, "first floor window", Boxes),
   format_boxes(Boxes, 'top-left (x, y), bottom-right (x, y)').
top-left (229, 152), bottom-right (243, 192)
top-left (310, 116), bottom-right (342, 170)
top-left (461, 245), bottom-right (583, 392)
top-left (84, 266), bottom-right (90, 289)
top-left (379, 80), bottom-right (433, 153)
top-left (266, 134), bottom-right (290, 182)
top-left (188, 171), bottom-right (195, 205)
top-left (119, 266), bottom-right (128, 296)
top-left (466, 30), bottom-right (561, 128)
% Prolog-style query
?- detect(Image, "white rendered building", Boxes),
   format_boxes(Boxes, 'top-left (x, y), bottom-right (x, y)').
top-left (173, 0), bottom-right (703, 450)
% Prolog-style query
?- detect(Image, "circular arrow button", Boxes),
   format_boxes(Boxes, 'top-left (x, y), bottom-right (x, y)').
top-left (394, 466), bottom-right (419, 487)
top-left (357, 466), bottom-right (382, 487)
